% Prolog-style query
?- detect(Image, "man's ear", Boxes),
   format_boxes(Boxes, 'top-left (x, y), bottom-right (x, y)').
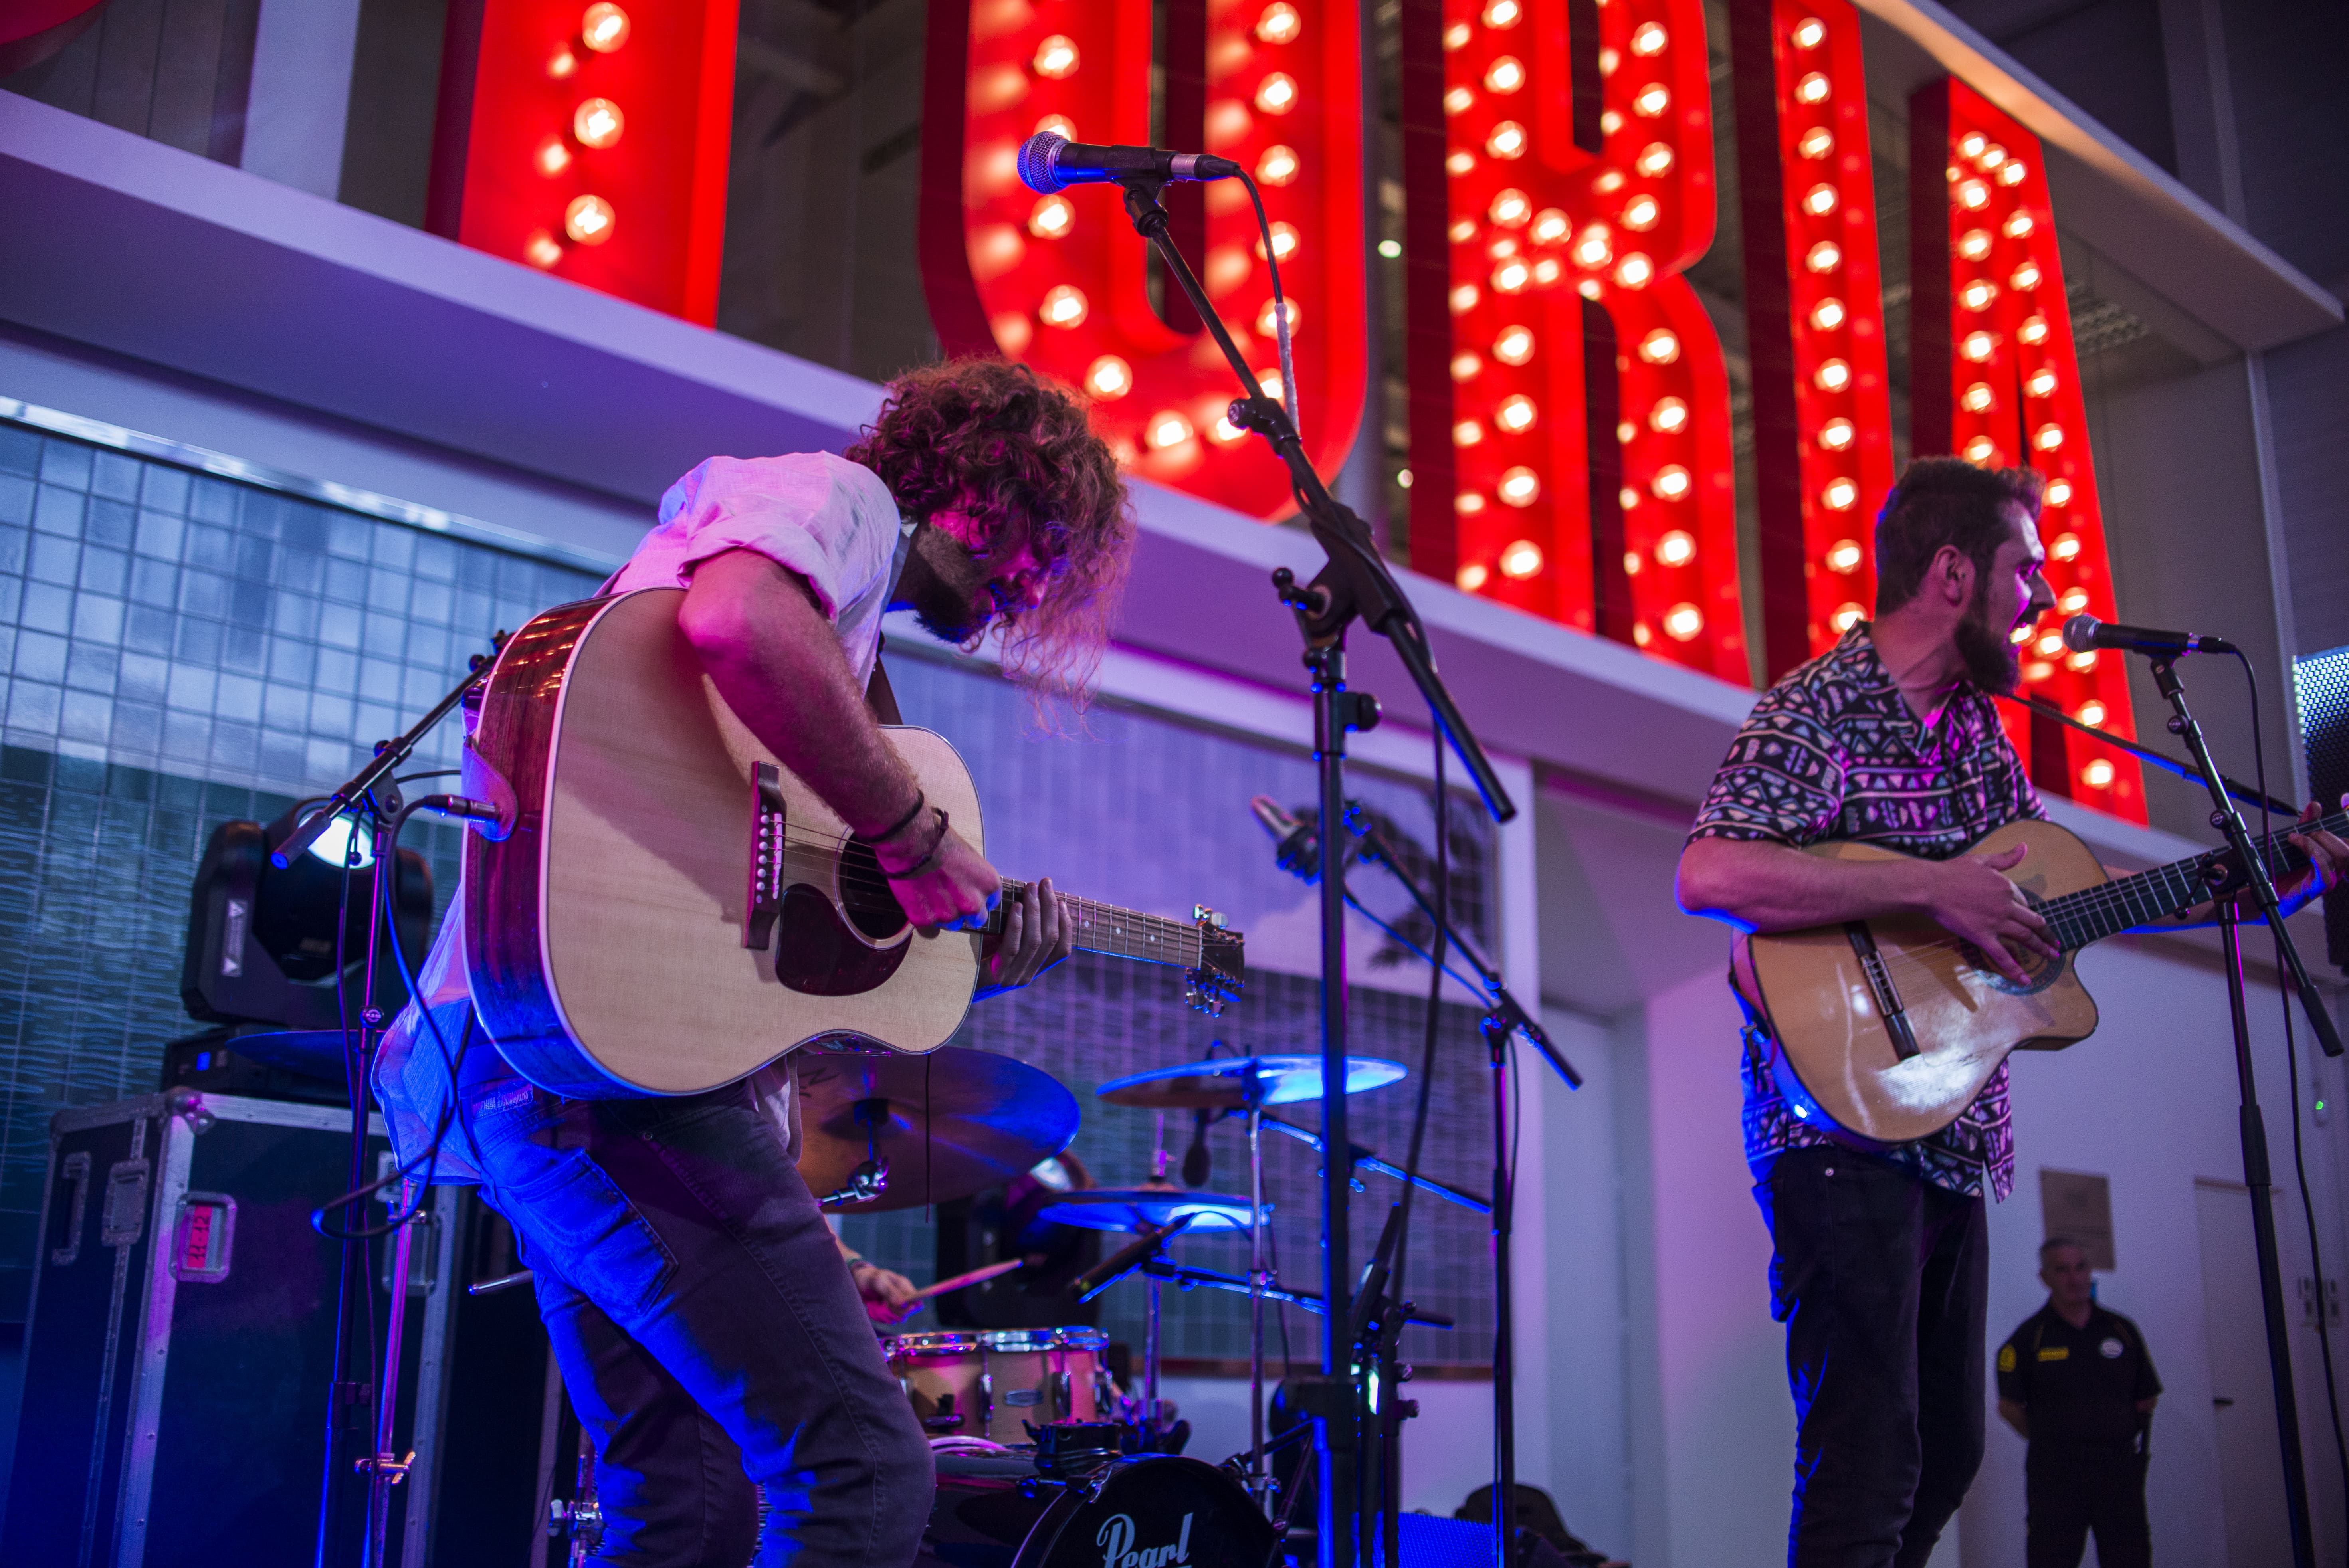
top-left (1931, 543), bottom-right (1974, 608)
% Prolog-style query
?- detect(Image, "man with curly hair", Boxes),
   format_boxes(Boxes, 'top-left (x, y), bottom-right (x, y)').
top-left (374, 359), bottom-right (1133, 1567)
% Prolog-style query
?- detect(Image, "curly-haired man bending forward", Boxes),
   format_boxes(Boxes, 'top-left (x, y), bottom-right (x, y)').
top-left (374, 361), bottom-right (1133, 1567)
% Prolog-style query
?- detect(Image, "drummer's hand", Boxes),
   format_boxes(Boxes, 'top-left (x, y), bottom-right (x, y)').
top-left (976, 876), bottom-right (1072, 1000)
top-left (851, 1261), bottom-right (921, 1324)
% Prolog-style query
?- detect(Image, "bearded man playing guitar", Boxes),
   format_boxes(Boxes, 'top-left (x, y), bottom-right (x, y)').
top-left (375, 360), bottom-right (1132, 1568)
top-left (1675, 457), bottom-right (2346, 1568)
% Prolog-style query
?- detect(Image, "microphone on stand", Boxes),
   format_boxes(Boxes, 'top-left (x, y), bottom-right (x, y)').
top-left (1249, 795), bottom-right (1320, 883)
top-left (1017, 132), bottom-right (1243, 194)
top-left (2062, 614), bottom-right (2236, 659)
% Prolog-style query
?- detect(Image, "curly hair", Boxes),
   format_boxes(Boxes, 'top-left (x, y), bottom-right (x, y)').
top-left (846, 359), bottom-right (1132, 700)
top-left (1873, 457), bottom-right (2045, 614)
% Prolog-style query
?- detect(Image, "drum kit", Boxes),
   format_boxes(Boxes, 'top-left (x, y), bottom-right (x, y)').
top-left (781, 1042), bottom-right (1486, 1565)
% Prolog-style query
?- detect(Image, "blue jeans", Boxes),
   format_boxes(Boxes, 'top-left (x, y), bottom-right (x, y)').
top-left (461, 1073), bottom-right (933, 1567)
top-left (1755, 1146), bottom-right (1989, 1568)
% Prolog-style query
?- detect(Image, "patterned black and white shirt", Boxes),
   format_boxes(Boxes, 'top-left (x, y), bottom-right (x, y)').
top-left (1689, 624), bottom-right (2045, 1200)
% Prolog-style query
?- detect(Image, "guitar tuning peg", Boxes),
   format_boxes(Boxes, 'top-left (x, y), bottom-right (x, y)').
top-left (1193, 904), bottom-right (1228, 929)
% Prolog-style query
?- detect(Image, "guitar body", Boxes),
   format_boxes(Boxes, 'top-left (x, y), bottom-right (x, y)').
top-left (464, 588), bottom-right (984, 1097)
top-left (1737, 819), bottom-right (2107, 1147)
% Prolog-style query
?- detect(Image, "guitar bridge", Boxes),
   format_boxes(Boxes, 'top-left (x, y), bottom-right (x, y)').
top-left (1844, 921), bottom-right (1919, 1061)
top-left (745, 763), bottom-right (788, 950)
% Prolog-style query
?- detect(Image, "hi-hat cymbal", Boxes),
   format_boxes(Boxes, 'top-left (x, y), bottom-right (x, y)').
top-left (1095, 1054), bottom-right (1407, 1110)
top-left (795, 1047), bottom-right (1079, 1214)
top-left (1034, 1187), bottom-right (1265, 1233)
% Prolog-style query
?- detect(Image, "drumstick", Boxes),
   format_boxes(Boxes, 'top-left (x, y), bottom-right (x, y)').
top-left (908, 1257), bottom-right (1026, 1302)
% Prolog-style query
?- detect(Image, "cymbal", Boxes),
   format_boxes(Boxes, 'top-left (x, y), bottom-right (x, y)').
top-left (1034, 1187), bottom-right (1265, 1233)
top-left (795, 1047), bottom-right (1079, 1214)
top-left (1095, 1053), bottom-right (1407, 1110)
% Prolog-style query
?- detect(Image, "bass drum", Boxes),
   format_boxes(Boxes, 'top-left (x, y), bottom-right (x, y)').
top-left (922, 1455), bottom-right (1274, 1568)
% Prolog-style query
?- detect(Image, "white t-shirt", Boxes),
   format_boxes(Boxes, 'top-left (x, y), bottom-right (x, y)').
top-left (373, 452), bottom-right (915, 1178)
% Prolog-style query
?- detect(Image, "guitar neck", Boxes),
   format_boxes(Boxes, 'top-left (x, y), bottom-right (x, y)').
top-left (2042, 808), bottom-right (2347, 950)
top-left (988, 879), bottom-right (1205, 970)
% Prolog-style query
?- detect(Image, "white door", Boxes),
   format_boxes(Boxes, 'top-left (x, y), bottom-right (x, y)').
top-left (2198, 1178), bottom-right (2296, 1566)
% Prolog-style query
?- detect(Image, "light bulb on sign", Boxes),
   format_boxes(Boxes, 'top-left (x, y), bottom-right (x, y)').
top-left (2082, 759), bottom-right (2116, 789)
top-left (2037, 632), bottom-right (2066, 657)
top-left (1453, 419), bottom-right (1485, 447)
top-left (1639, 329), bottom-right (1680, 365)
top-left (1818, 418), bottom-right (1854, 451)
top-left (1962, 331), bottom-right (1996, 362)
top-left (1450, 284), bottom-right (1481, 315)
top-left (1085, 356), bottom-right (1132, 399)
top-left (1614, 254), bottom-right (1653, 288)
top-left (1803, 184), bottom-right (1838, 216)
top-left (1957, 179), bottom-right (1990, 210)
top-left (1792, 15), bottom-right (1826, 48)
top-left (1257, 145), bottom-right (1300, 185)
top-left (1831, 602), bottom-right (1864, 632)
top-left (1213, 414), bottom-right (1247, 445)
top-left (1822, 477), bottom-right (1859, 511)
top-left (1825, 539), bottom-right (1863, 574)
top-left (2026, 368), bottom-right (2057, 397)
top-left (1499, 539), bottom-right (1544, 578)
top-left (1493, 258), bottom-right (1531, 293)
top-left (1958, 132), bottom-right (1987, 159)
top-left (1256, 2), bottom-right (1302, 44)
top-left (2035, 424), bottom-right (2064, 451)
top-left (581, 3), bottom-right (630, 52)
top-left (1256, 73), bottom-right (1299, 113)
top-left (1662, 603), bottom-right (1704, 641)
top-left (2076, 700), bottom-right (2107, 727)
top-left (1961, 382), bottom-right (1994, 413)
top-left (1655, 529), bottom-right (1695, 567)
top-left (2024, 661), bottom-right (2053, 683)
top-left (1806, 241), bottom-right (1840, 273)
top-left (1496, 394), bottom-right (1537, 433)
top-left (1498, 466), bottom-right (1541, 506)
top-left (1633, 83), bottom-right (1670, 117)
top-left (1457, 491), bottom-right (1488, 514)
top-left (537, 139), bottom-right (572, 176)
top-left (1444, 20), bottom-right (1471, 48)
top-left (1147, 411), bottom-right (1195, 449)
top-left (1482, 0), bottom-right (1523, 28)
top-left (1649, 396), bottom-right (1688, 433)
top-left (1795, 72), bottom-right (1830, 104)
top-left (1620, 489), bottom-right (1640, 513)
top-left (2046, 479), bottom-right (2073, 506)
top-left (1493, 325), bottom-right (1535, 364)
top-left (1257, 223), bottom-right (1300, 262)
top-left (1485, 57), bottom-right (1526, 93)
top-left (1444, 86), bottom-right (1475, 116)
top-left (1797, 126), bottom-right (1833, 159)
top-left (574, 97), bottom-right (623, 148)
top-left (1034, 115), bottom-right (1077, 139)
top-left (1617, 420), bottom-right (1637, 444)
top-left (1029, 195), bottom-right (1073, 238)
top-left (1964, 435), bottom-right (1996, 463)
top-left (1034, 35), bottom-right (1079, 78)
top-left (991, 311), bottom-right (1033, 354)
top-left (1635, 143), bottom-right (1674, 177)
top-left (1814, 358), bottom-right (1850, 392)
top-left (2011, 262), bottom-right (2043, 291)
top-left (1457, 562), bottom-right (1490, 592)
top-left (1960, 279), bottom-right (1998, 311)
top-left (1531, 208), bottom-right (1569, 244)
top-left (564, 194), bottom-right (615, 244)
top-left (1622, 195), bottom-right (1660, 232)
top-left (2059, 588), bottom-right (2089, 614)
top-left (1491, 189), bottom-right (1531, 226)
top-left (1810, 298), bottom-right (1846, 330)
top-left (1958, 229), bottom-right (1992, 261)
top-left (1487, 121), bottom-right (1528, 158)
top-left (1449, 352), bottom-right (1482, 382)
top-left (1633, 623), bottom-right (1652, 646)
top-left (1574, 229), bottom-right (1612, 267)
top-left (1999, 160), bottom-right (2028, 186)
top-left (2067, 649), bottom-right (2098, 672)
top-left (1040, 285), bottom-right (1088, 327)
top-left (1485, 232), bottom-right (1515, 255)
top-left (2018, 315), bottom-right (2050, 344)
top-left (2004, 212), bottom-right (2035, 239)
top-left (1631, 21), bottom-right (1668, 54)
top-left (1651, 464), bottom-right (1692, 500)
top-left (1257, 298), bottom-right (1299, 337)
top-left (1258, 369), bottom-right (1285, 399)
top-left (1979, 143), bottom-right (2008, 169)
top-left (548, 45), bottom-right (578, 78)
top-left (525, 231), bottom-right (564, 269)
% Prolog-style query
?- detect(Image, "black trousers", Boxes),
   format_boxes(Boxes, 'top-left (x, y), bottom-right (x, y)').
top-left (2025, 1444), bottom-right (2150, 1568)
top-left (462, 1074), bottom-right (933, 1568)
top-left (1755, 1146), bottom-right (1990, 1568)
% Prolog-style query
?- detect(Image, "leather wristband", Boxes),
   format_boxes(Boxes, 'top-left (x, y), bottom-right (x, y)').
top-left (880, 808), bottom-right (952, 880)
top-left (863, 790), bottom-right (927, 846)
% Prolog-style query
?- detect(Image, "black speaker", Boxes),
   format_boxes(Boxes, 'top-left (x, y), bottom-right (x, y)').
top-left (2294, 644), bottom-right (2349, 976)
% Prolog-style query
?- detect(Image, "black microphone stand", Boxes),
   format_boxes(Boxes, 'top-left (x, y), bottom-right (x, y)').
top-left (1110, 174), bottom-right (1515, 1568)
top-left (2147, 652), bottom-right (2345, 1568)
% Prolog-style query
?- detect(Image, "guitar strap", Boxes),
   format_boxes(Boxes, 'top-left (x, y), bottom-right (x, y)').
top-left (865, 636), bottom-right (903, 724)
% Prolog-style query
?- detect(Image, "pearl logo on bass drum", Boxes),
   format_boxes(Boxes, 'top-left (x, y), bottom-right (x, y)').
top-left (1097, 1511), bottom-right (1192, 1568)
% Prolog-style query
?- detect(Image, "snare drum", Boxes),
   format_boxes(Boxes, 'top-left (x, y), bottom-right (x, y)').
top-left (887, 1327), bottom-right (1112, 1441)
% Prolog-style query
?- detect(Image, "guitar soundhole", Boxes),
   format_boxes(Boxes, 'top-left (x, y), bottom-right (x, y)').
top-left (1963, 941), bottom-right (2068, 996)
top-left (837, 838), bottom-right (910, 940)
top-left (776, 885), bottom-right (911, 996)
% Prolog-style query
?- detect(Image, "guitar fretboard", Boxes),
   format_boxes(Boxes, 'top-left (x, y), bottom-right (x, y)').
top-left (2042, 808), bottom-right (2346, 950)
top-left (989, 879), bottom-right (1205, 969)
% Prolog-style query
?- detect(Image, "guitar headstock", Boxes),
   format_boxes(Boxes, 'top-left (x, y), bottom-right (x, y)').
top-left (1185, 904), bottom-right (1246, 1017)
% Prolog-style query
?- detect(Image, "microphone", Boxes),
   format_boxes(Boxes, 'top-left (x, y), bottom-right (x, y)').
top-left (1249, 796), bottom-right (1319, 883)
top-left (2061, 614), bottom-right (2237, 659)
top-left (1018, 133), bottom-right (1242, 194)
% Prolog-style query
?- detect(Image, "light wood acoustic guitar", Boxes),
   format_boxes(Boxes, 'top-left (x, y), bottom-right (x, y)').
top-left (458, 588), bottom-right (1244, 1098)
top-left (1734, 811), bottom-right (2336, 1147)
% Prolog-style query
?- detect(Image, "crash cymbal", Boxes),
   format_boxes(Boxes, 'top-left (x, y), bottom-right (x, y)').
top-left (1034, 1187), bottom-right (1265, 1233)
top-left (795, 1046), bottom-right (1079, 1214)
top-left (1094, 1053), bottom-right (1407, 1110)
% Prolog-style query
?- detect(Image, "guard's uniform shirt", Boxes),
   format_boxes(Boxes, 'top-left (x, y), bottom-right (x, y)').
top-left (1996, 1302), bottom-right (2162, 1450)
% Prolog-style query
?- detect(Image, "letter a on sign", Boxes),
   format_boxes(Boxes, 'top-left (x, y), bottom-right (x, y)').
top-left (921, 0), bottom-right (1368, 521)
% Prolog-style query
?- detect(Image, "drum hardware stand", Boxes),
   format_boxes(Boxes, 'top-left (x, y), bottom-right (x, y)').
top-left (2147, 652), bottom-right (2344, 1568)
top-left (1258, 1117), bottom-right (1491, 1214)
top-left (1110, 169), bottom-right (1513, 1568)
top-left (547, 1424), bottom-right (605, 1565)
top-left (286, 639), bottom-right (502, 1568)
top-left (820, 1097), bottom-right (893, 1206)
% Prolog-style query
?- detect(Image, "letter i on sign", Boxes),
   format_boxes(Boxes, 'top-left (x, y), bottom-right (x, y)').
top-left (1910, 78), bottom-right (2145, 822)
top-left (1729, 0), bottom-right (1893, 680)
top-left (1406, 0), bottom-right (1743, 682)
top-left (920, 0), bottom-right (1368, 522)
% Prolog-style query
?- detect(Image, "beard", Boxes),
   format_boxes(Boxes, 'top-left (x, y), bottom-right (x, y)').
top-left (913, 602), bottom-right (986, 645)
top-left (1955, 581), bottom-right (2023, 695)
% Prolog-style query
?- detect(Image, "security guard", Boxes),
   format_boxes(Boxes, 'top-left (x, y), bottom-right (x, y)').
top-left (1996, 1237), bottom-right (2162, 1568)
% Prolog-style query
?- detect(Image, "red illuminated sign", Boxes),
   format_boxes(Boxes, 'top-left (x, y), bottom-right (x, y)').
top-left (1911, 78), bottom-right (2144, 822)
top-left (919, 0), bottom-right (1367, 519)
top-left (1731, 0), bottom-right (1892, 681)
top-left (430, 1), bottom-right (738, 324)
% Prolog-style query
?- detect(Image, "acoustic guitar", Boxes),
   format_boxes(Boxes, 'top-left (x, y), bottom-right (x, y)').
top-left (459, 588), bottom-right (1244, 1098)
top-left (1735, 810), bottom-right (2337, 1147)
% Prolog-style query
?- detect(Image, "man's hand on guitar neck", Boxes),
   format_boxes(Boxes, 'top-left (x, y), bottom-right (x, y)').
top-left (1678, 836), bottom-right (2059, 984)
